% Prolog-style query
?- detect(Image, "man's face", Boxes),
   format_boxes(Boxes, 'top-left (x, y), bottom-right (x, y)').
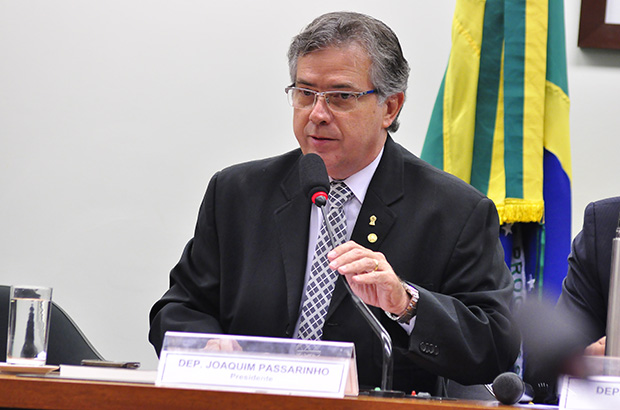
top-left (292, 44), bottom-right (400, 180)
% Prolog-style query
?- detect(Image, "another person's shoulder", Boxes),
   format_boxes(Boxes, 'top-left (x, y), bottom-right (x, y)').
top-left (588, 196), bottom-right (620, 210)
top-left (584, 196), bottom-right (620, 221)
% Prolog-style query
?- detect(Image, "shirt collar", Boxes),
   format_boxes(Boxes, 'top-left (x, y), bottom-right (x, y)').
top-left (331, 147), bottom-right (384, 204)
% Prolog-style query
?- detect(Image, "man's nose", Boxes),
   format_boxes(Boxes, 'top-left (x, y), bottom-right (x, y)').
top-left (308, 95), bottom-right (333, 124)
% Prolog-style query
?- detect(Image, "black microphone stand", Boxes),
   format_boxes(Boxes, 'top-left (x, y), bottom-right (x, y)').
top-left (317, 203), bottom-right (403, 397)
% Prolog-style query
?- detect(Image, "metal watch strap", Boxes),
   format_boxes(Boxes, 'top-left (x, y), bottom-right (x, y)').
top-left (385, 281), bottom-right (419, 324)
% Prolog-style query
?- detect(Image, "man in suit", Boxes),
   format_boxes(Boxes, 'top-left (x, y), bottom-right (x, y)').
top-left (521, 197), bottom-right (620, 404)
top-left (556, 196), bottom-right (620, 355)
top-left (149, 11), bottom-right (519, 394)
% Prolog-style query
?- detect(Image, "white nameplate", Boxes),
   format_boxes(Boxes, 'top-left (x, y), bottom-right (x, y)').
top-left (155, 332), bottom-right (357, 398)
top-left (560, 376), bottom-right (620, 410)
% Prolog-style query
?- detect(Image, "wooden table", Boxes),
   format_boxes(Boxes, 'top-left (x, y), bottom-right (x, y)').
top-left (0, 373), bottom-right (516, 410)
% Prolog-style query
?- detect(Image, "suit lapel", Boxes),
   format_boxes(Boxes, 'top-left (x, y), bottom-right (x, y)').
top-left (273, 156), bottom-right (312, 333)
top-left (327, 136), bottom-right (405, 317)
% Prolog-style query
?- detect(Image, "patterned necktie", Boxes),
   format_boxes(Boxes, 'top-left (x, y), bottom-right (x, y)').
top-left (297, 181), bottom-right (353, 340)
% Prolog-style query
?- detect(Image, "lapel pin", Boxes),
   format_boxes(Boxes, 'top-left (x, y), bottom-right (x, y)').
top-left (369, 215), bottom-right (377, 226)
top-left (367, 233), bottom-right (378, 244)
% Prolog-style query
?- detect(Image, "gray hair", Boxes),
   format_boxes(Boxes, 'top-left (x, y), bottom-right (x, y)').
top-left (287, 11), bottom-right (410, 132)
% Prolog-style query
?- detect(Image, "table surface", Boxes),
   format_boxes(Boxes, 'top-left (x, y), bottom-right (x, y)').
top-left (0, 373), bottom-right (519, 410)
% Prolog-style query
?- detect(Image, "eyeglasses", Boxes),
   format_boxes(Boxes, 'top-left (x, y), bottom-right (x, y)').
top-left (284, 86), bottom-right (376, 113)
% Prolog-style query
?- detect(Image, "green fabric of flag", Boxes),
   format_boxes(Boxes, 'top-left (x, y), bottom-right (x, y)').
top-left (422, 0), bottom-right (572, 300)
top-left (422, 0), bottom-right (570, 225)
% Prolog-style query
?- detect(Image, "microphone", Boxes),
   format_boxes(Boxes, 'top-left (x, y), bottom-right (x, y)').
top-left (492, 372), bottom-right (534, 405)
top-left (299, 153), bottom-right (335, 245)
top-left (299, 153), bottom-right (329, 207)
top-left (298, 153), bottom-right (401, 397)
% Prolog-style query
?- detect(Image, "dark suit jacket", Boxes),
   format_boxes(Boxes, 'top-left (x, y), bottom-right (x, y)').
top-left (149, 136), bottom-right (520, 393)
top-left (524, 197), bottom-right (620, 403)
top-left (556, 196), bottom-right (620, 344)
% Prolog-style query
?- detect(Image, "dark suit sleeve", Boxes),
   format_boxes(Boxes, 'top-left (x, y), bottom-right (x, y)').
top-left (556, 201), bottom-right (611, 344)
top-left (406, 197), bottom-right (519, 384)
top-left (149, 173), bottom-right (224, 354)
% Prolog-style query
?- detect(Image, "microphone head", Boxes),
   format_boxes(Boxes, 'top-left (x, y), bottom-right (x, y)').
top-left (299, 153), bottom-right (329, 206)
top-left (492, 372), bottom-right (526, 405)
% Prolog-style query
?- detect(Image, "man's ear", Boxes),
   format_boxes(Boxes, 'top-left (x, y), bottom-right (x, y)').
top-left (382, 92), bottom-right (405, 129)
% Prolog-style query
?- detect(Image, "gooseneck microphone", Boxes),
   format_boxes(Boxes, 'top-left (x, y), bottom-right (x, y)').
top-left (492, 372), bottom-right (534, 405)
top-left (299, 153), bottom-right (399, 396)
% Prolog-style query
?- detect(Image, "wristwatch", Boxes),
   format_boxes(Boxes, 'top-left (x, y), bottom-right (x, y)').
top-left (385, 281), bottom-right (419, 325)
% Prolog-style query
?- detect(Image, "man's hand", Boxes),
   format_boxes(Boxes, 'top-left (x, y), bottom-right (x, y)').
top-left (584, 336), bottom-right (606, 356)
top-left (327, 240), bottom-right (409, 315)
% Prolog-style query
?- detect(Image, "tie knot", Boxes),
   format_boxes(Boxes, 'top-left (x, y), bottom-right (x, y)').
top-left (329, 181), bottom-right (352, 209)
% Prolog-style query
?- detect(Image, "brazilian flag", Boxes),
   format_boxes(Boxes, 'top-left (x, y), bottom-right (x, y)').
top-left (422, 0), bottom-right (571, 310)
